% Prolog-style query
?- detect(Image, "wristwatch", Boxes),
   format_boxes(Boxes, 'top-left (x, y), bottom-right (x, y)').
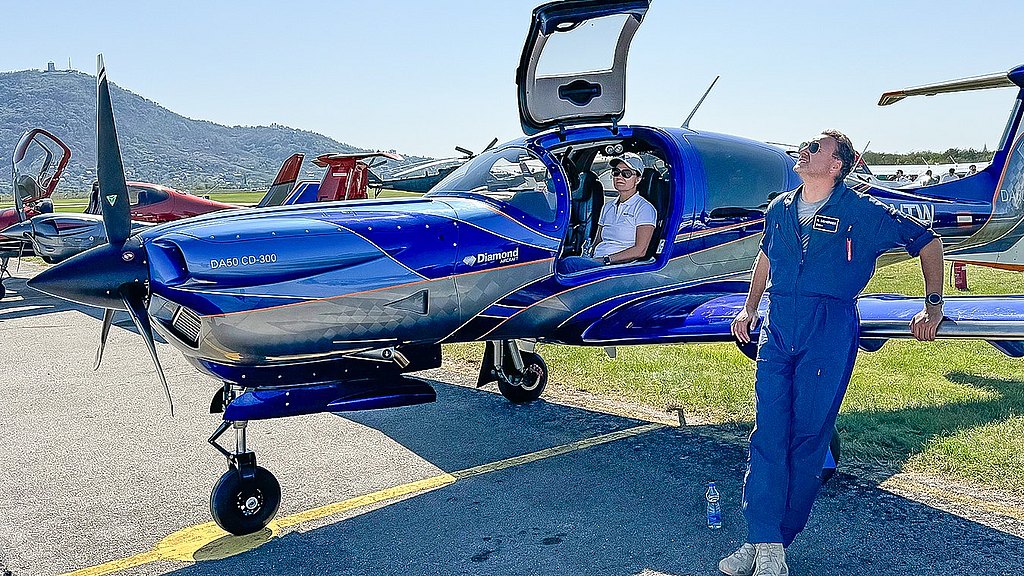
top-left (603, 256), bottom-right (611, 265)
top-left (926, 292), bottom-right (943, 306)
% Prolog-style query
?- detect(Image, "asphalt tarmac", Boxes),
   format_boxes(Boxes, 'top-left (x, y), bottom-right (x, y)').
top-left (1, 263), bottom-right (1023, 576)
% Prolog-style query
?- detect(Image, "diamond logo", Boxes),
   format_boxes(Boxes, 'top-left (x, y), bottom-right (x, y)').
top-left (462, 255), bottom-right (478, 266)
top-left (106, 194), bottom-right (118, 206)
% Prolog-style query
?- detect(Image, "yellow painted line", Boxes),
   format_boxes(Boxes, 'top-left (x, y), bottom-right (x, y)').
top-left (275, 472), bottom-right (458, 528)
top-left (454, 423), bottom-right (664, 479)
top-left (61, 423), bottom-right (663, 576)
top-left (62, 551), bottom-right (161, 576)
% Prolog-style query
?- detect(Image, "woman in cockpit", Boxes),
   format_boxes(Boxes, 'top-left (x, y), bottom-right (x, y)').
top-left (559, 154), bottom-right (656, 274)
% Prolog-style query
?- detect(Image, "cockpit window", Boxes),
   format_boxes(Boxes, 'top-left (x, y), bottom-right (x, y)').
top-left (128, 185), bottom-right (169, 207)
top-left (428, 147), bottom-right (558, 223)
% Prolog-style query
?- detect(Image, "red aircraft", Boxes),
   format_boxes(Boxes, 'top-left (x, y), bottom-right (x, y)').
top-left (0, 129), bottom-right (70, 234)
top-left (83, 181), bottom-right (237, 222)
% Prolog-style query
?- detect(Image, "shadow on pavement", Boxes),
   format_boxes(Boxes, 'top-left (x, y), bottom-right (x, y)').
top-left (167, 381), bottom-right (1024, 576)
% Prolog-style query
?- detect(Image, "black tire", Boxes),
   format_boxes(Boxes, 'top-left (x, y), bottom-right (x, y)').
top-left (821, 426), bottom-right (841, 484)
top-left (41, 256), bottom-right (55, 265)
top-left (497, 350), bottom-right (547, 404)
top-left (0, 283), bottom-right (5, 300)
top-left (210, 465), bottom-right (281, 536)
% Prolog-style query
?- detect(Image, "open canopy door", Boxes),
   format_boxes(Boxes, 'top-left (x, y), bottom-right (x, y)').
top-left (516, 0), bottom-right (650, 135)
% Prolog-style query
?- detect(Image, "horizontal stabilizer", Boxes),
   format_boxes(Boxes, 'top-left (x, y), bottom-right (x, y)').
top-left (879, 72), bottom-right (1015, 106)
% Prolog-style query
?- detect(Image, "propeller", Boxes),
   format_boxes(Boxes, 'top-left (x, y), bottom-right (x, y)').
top-left (455, 137), bottom-right (499, 159)
top-left (28, 54), bottom-right (173, 416)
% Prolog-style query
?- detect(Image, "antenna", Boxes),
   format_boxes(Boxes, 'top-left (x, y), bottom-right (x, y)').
top-left (681, 75), bottom-right (720, 129)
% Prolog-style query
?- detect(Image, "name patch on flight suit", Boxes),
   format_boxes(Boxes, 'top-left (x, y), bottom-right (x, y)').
top-left (812, 215), bottom-right (839, 233)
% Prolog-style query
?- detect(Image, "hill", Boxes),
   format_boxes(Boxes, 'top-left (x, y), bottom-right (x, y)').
top-left (0, 69), bottom-right (426, 195)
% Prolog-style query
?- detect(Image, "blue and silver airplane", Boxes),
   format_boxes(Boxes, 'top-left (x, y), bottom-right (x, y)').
top-left (28, 0), bottom-right (1024, 535)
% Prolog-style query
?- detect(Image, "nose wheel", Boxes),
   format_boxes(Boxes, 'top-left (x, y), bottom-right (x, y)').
top-left (210, 463), bottom-right (281, 536)
top-left (207, 408), bottom-right (282, 536)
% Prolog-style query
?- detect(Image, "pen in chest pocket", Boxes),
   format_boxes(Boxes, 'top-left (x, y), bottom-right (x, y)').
top-left (846, 225), bottom-right (853, 262)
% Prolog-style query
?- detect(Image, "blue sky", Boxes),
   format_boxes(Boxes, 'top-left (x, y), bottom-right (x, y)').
top-left (1, 1), bottom-right (1022, 158)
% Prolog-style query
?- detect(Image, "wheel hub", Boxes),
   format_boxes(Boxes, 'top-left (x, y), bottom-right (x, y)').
top-left (236, 489), bottom-right (264, 516)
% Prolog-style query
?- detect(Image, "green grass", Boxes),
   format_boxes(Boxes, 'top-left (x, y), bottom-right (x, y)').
top-left (446, 261), bottom-right (1024, 495)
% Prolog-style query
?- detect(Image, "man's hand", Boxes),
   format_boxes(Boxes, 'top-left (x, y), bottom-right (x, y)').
top-left (731, 306), bottom-right (757, 344)
top-left (910, 305), bottom-right (943, 341)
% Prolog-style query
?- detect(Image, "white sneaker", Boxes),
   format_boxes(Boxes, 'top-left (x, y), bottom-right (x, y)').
top-left (753, 543), bottom-right (788, 576)
top-left (719, 543), bottom-right (756, 576)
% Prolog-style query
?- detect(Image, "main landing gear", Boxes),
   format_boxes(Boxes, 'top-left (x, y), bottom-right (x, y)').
top-left (208, 385), bottom-right (281, 536)
top-left (0, 256), bottom-right (10, 300)
top-left (478, 340), bottom-right (548, 404)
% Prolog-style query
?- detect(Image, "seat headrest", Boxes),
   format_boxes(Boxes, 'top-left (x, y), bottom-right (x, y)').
top-left (572, 171), bottom-right (599, 201)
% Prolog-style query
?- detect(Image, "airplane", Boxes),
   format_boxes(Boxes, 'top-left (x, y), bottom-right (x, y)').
top-left (0, 129), bottom-right (70, 299)
top-left (27, 0), bottom-right (1024, 536)
top-left (367, 138), bottom-right (498, 195)
top-left (0, 149), bottom-right (404, 273)
top-left (0, 129), bottom-right (242, 282)
top-left (0, 152), bottom-right (304, 268)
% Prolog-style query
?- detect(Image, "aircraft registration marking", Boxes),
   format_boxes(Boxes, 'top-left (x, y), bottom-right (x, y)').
top-left (61, 423), bottom-right (663, 576)
top-left (209, 253), bottom-right (278, 269)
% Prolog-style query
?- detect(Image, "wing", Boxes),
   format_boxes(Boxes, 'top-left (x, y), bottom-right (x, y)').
top-left (857, 294), bottom-right (1024, 356)
top-left (576, 291), bottom-right (1024, 358)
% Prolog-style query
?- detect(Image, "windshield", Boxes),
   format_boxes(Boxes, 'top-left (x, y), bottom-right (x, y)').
top-left (12, 131), bottom-right (70, 202)
top-left (428, 147), bottom-right (559, 224)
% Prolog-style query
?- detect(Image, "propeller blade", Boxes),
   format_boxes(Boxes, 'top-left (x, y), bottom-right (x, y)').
top-left (15, 239), bottom-right (24, 272)
top-left (482, 137), bottom-right (499, 153)
top-left (96, 55), bottom-right (132, 247)
top-left (94, 308), bottom-right (115, 370)
top-left (121, 285), bottom-right (174, 416)
top-left (454, 146), bottom-right (475, 158)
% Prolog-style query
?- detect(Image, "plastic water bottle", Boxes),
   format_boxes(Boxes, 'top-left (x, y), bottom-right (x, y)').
top-left (706, 481), bottom-right (722, 529)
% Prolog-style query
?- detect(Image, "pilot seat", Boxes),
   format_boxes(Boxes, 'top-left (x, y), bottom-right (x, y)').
top-left (637, 167), bottom-right (669, 259)
top-left (563, 170), bottom-right (604, 257)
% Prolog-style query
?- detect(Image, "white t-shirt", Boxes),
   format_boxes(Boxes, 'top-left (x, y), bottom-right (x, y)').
top-left (593, 192), bottom-right (657, 258)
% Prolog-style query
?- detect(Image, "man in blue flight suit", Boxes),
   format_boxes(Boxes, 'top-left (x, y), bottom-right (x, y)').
top-left (720, 130), bottom-right (945, 576)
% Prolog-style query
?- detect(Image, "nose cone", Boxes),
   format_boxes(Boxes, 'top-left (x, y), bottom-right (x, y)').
top-left (28, 242), bottom-right (150, 310)
top-left (0, 220), bottom-right (33, 241)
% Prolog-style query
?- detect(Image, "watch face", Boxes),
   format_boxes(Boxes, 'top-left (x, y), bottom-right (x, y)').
top-left (927, 293), bottom-right (942, 305)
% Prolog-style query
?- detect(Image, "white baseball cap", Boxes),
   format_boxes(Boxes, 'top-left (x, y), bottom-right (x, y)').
top-left (610, 154), bottom-right (645, 175)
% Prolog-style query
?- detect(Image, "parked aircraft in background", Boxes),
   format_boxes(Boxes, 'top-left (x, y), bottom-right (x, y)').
top-left (27, 0), bottom-right (1024, 536)
top-left (0, 129), bottom-right (68, 292)
top-left (367, 138), bottom-right (498, 195)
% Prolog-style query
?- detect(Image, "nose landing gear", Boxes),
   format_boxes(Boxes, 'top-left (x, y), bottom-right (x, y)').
top-left (208, 416), bottom-right (281, 536)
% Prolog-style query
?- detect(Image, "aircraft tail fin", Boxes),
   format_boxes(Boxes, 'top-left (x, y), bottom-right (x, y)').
top-left (256, 153), bottom-right (304, 208)
top-left (882, 65), bottom-right (1024, 269)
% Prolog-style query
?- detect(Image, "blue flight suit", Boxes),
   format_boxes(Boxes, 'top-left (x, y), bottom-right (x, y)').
top-left (744, 182), bottom-right (937, 547)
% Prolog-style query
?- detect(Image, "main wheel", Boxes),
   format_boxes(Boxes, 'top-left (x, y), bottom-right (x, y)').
top-left (210, 465), bottom-right (281, 536)
top-left (821, 426), bottom-right (842, 484)
top-left (497, 350), bottom-right (548, 404)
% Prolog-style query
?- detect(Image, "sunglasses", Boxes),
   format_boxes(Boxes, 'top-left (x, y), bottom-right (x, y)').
top-left (798, 141), bottom-right (821, 154)
top-left (611, 168), bottom-right (637, 178)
